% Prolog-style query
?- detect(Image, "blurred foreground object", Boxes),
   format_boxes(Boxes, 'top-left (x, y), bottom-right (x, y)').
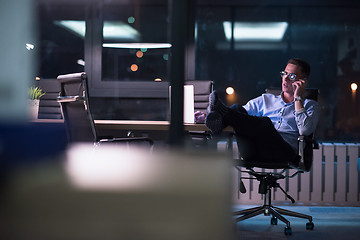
top-left (0, 121), bottom-right (67, 168)
top-left (2, 144), bottom-right (234, 240)
top-left (0, 0), bottom-right (36, 122)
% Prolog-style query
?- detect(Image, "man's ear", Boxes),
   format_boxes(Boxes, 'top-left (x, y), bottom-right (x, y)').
top-left (303, 78), bottom-right (308, 87)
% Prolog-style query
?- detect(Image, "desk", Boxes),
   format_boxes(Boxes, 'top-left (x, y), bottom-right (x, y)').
top-left (94, 120), bottom-right (209, 132)
top-left (94, 120), bottom-right (233, 132)
top-left (31, 119), bottom-right (234, 150)
top-left (94, 120), bottom-right (234, 150)
top-left (32, 119), bottom-right (233, 132)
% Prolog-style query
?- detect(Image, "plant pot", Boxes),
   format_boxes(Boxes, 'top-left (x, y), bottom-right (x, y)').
top-left (28, 99), bottom-right (40, 120)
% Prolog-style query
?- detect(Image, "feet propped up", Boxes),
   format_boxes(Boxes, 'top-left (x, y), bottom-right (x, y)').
top-left (208, 90), bottom-right (229, 115)
top-left (205, 91), bottom-right (230, 135)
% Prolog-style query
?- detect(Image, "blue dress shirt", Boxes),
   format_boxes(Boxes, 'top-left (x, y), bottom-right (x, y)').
top-left (242, 93), bottom-right (320, 151)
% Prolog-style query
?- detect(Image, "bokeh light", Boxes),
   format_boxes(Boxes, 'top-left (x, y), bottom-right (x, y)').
top-left (136, 50), bottom-right (143, 58)
top-left (226, 87), bottom-right (234, 95)
top-left (127, 16), bottom-right (135, 24)
top-left (351, 83), bottom-right (358, 91)
top-left (130, 64), bottom-right (138, 72)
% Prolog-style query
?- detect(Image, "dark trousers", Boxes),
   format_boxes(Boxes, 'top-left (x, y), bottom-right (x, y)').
top-left (224, 104), bottom-right (297, 162)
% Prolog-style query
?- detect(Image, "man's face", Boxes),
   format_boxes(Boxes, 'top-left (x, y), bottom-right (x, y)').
top-left (281, 63), bottom-right (305, 94)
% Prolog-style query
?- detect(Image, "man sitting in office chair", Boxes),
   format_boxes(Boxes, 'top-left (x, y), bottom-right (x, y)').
top-left (204, 58), bottom-right (320, 164)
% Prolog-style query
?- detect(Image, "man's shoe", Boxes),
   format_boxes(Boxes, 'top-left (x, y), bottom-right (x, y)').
top-left (205, 111), bottom-right (224, 135)
top-left (208, 90), bottom-right (219, 112)
top-left (207, 91), bottom-right (229, 116)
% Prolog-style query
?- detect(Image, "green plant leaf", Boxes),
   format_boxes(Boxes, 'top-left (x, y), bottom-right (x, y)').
top-left (28, 86), bottom-right (46, 100)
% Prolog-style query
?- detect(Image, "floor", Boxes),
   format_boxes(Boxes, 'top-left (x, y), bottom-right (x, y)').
top-left (233, 205), bottom-right (360, 240)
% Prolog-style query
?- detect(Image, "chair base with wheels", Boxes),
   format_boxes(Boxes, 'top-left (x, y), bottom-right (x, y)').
top-left (233, 167), bottom-right (314, 235)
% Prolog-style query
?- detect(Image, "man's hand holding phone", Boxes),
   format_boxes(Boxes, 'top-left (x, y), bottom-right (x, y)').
top-left (292, 79), bottom-right (306, 97)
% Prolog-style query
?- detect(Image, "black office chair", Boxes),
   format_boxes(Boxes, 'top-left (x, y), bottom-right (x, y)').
top-left (185, 80), bottom-right (213, 113)
top-left (233, 88), bottom-right (319, 236)
top-left (38, 79), bottom-right (63, 119)
top-left (185, 80), bottom-right (213, 147)
top-left (57, 72), bottom-right (154, 148)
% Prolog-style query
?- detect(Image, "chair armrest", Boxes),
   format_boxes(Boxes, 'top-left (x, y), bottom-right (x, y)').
top-left (295, 135), bottom-right (318, 171)
top-left (299, 135), bottom-right (319, 149)
top-left (57, 96), bottom-right (84, 103)
top-left (297, 136), bottom-right (306, 171)
top-left (98, 137), bottom-right (154, 147)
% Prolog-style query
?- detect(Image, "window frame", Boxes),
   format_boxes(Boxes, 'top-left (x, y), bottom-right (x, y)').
top-left (84, 0), bottom-right (170, 98)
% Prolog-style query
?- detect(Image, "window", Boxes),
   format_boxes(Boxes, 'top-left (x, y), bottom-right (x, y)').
top-left (88, 1), bottom-right (170, 98)
top-left (195, 3), bottom-right (360, 141)
top-left (102, 4), bottom-right (170, 83)
top-left (38, 3), bottom-right (86, 78)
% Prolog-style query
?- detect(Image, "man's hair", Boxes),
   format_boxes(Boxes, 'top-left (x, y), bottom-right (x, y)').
top-left (288, 58), bottom-right (311, 79)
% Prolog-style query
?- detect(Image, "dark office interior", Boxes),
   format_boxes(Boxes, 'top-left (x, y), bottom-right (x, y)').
top-left (1, 0), bottom-right (360, 239)
top-left (35, 0), bottom-right (360, 142)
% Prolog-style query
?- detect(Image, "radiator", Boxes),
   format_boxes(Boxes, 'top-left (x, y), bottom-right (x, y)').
top-left (219, 142), bottom-right (360, 206)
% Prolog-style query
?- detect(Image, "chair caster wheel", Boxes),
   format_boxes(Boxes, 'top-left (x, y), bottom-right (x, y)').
top-left (306, 222), bottom-right (314, 230)
top-left (284, 227), bottom-right (292, 235)
top-left (271, 216), bottom-right (278, 225)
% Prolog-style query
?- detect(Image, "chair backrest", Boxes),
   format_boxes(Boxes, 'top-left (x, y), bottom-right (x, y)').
top-left (185, 80), bottom-right (212, 113)
top-left (38, 79), bottom-right (62, 119)
top-left (265, 87), bottom-right (319, 101)
top-left (57, 72), bottom-right (97, 143)
top-left (265, 87), bottom-right (319, 171)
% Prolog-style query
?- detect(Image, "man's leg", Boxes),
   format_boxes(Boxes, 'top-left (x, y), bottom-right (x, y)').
top-left (223, 108), bottom-right (297, 162)
top-left (205, 91), bottom-right (297, 162)
top-left (229, 104), bottom-right (248, 115)
top-left (206, 90), bottom-right (267, 137)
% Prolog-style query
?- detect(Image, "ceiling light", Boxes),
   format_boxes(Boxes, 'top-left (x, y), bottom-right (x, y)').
top-left (103, 43), bottom-right (172, 49)
top-left (103, 21), bottom-right (139, 40)
top-left (223, 21), bottom-right (288, 42)
top-left (54, 20), bottom-right (85, 38)
top-left (54, 20), bottom-right (140, 40)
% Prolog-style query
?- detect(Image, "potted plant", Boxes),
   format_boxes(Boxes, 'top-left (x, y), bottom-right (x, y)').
top-left (28, 86), bottom-right (45, 120)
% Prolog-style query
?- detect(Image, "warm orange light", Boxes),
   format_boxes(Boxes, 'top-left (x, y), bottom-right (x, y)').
top-left (35, 77), bottom-right (40, 81)
top-left (130, 64), bottom-right (138, 72)
top-left (226, 87), bottom-right (234, 95)
top-left (351, 83), bottom-right (358, 91)
top-left (154, 78), bottom-right (162, 82)
top-left (136, 50), bottom-right (143, 58)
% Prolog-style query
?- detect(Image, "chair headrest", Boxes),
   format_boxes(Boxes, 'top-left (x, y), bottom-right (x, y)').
top-left (265, 87), bottom-right (319, 101)
top-left (185, 80), bottom-right (212, 95)
top-left (57, 72), bottom-right (87, 84)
